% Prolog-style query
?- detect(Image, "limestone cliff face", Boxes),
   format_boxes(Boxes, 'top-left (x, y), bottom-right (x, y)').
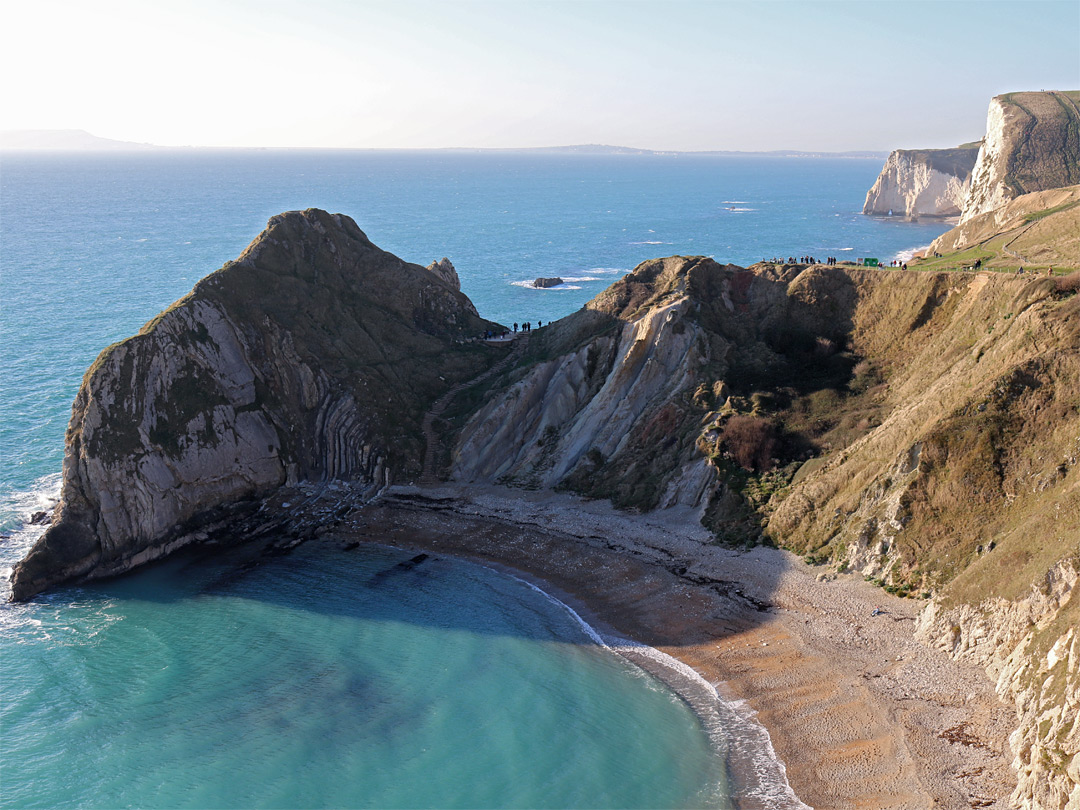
top-left (10, 209), bottom-right (495, 600)
top-left (863, 148), bottom-right (978, 218)
top-left (454, 258), bottom-right (866, 521)
top-left (961, 91), bottom-right (1080, 223)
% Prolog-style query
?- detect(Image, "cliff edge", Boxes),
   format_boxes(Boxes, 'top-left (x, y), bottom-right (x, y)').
top-left (962, 91), bottom-right (1080, 223)
top-left (10, 209), bottom-right (496, 600)
top-left (863, 147), bottom-right (979, 218)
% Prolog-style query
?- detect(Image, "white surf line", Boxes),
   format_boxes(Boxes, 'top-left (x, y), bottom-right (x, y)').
top-left (501, 568), bottom-right (811, 810)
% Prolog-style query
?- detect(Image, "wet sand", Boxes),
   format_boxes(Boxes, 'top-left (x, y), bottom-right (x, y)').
top-left (333, 483), bottom-right (1016, 810)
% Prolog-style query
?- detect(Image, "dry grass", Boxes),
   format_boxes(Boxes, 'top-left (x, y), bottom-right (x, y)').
top-left (1054, 270), bottom-right (1080, 295)
top-left (766, 270), bottom-right (1080, 604)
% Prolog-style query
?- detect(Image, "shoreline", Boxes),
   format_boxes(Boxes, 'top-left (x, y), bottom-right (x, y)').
top-left (334, 483), bottom-right (1016, 810)
top-left (450, 553), bottom-right (807, 809)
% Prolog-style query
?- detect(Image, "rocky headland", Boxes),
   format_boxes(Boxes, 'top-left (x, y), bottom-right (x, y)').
top-left (13, 100), bottom-right (1080, 808)
top-left (10, 210), bottom-right (499, 601)
top-left (962, 91), bottom-right (1080, 224)
top-left (863, 146), bottom-right (980, 218)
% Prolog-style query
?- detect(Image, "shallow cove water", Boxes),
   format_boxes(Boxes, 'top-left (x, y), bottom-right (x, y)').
top-left (1, 541), bottom-right (730, 809)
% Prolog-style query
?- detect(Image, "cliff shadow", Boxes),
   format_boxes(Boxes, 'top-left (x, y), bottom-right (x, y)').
top-left (60, 495), bottom-right (791, 655)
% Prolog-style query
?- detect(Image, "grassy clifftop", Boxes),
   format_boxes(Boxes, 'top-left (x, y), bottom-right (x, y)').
top-left (766, 270), bottom-right (1079, 607)
top-left (996, 91), bottom-right (1080, 196)
top-left (922, 184), bottom-right (1080, 272)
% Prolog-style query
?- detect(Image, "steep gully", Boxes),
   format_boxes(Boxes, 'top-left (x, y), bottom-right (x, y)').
top-left (420, 334), bottom-right (530, 486)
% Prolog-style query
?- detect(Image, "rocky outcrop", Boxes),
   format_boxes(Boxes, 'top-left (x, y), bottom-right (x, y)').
top-left (425, 257), bottom-right (466, 296)
top-left (10, 209), bottom-right (496, 600)
top-left (533, 277), bottom-right (563, 288)
top-left (961, 91), bottom-right (1080, 223)
top-left (456, 258), bottom-right (865, 519)
top-left (917, 560), bottom-right (1079, 810)
top-left (863, 147), bottom-right (979, 218)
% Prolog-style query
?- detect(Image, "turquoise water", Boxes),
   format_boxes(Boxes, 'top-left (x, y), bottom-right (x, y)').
top-left (1, 543), bottom-right (728, 809)
top-left (0, 150), bottom-right (949, 808)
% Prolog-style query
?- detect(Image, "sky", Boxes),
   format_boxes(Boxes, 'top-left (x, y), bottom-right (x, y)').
top-left (1, 0), bottom-right (1077, 152)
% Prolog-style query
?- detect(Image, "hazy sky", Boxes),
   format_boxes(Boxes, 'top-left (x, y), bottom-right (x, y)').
top-left (2, 0), bottom-right (1077, 151)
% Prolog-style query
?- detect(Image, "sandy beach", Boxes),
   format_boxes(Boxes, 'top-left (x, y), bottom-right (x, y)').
top-left (331, 483), bottom-right (1017, 810)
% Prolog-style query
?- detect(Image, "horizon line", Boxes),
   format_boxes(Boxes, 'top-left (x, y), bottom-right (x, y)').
top-left (0, 130), bottom-right (896, 157)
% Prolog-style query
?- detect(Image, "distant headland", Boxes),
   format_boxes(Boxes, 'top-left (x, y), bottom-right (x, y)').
top-left (1, 129), bottom-right (888, 158)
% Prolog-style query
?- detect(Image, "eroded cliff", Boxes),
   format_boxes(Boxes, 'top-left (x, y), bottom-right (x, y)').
top-left (962, 91), bottom-right (1080, 223)
top-left (863, 147), bottom-right (979, 218)
top-left (10, 209), bottom-right (497, 600)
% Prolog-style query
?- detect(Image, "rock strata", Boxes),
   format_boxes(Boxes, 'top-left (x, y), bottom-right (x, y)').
top-left (917, 560), bottom-right (1079, 810)
top-left (10, 209), bottom-right (496, 600)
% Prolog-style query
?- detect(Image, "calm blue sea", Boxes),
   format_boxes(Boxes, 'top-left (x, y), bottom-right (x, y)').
top-left (0, 150), bottom-right (950, 809)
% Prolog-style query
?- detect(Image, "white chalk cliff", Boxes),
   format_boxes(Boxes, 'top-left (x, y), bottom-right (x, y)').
top-left (961, 91), bottom-right (1080, 223)
top-left (863, 148), bottom-right (979, 218)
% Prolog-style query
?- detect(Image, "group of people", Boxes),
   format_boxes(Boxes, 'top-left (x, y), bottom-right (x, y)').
top-left (477, 320), bottom-right (545, 341)
top-left (764, 255), bottom-right (841, 266)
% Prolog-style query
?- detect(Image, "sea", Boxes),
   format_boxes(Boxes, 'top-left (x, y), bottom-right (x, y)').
top-left (0, 149), bottom-right (951, 809)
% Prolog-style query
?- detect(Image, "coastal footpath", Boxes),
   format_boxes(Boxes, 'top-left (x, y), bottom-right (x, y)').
top-left (12, 205), bottom-right (1079, 807)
